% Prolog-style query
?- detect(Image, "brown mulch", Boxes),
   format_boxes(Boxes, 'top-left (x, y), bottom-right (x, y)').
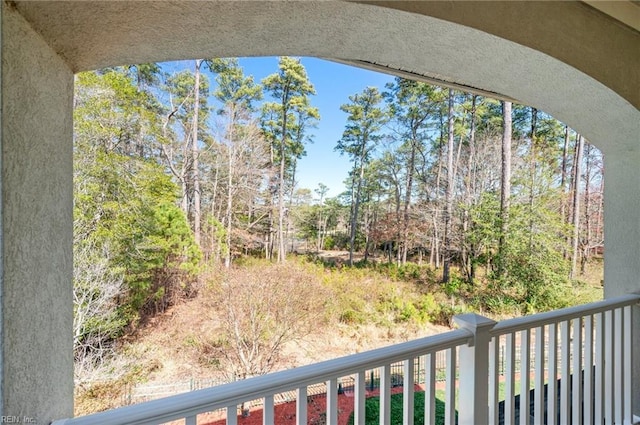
top-left (199, 385), bottom-right (421, 425)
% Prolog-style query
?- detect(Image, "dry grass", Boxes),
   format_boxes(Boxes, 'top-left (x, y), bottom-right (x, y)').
top-left (74, 255), bottom-right (603, 414)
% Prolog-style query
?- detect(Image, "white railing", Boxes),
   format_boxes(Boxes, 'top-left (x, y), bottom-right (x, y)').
top-left (485, 293), bottom-right (639, 425)
top-left (53, 293), bottom-right (639, 425)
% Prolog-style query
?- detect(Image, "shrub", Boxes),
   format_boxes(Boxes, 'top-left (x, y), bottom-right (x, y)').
top-left (210, 262), bottom-right (329, 379)
top-left (339, 309), bottom-right (367, 325)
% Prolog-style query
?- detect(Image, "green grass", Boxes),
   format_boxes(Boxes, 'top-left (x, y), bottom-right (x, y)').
top-left (347, 391), bottom-right (456, 425)
top-left (348, 380), bottom-right (539, 425)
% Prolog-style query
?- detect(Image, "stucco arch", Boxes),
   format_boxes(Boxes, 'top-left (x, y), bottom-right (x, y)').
top-left (15, 1), bottom-right (639, 155)
top-left (2, 0), bottom-right (639, 420)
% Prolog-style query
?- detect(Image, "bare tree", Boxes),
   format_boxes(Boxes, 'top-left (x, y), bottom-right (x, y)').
top-left (315, 183), bottom-right (330, 251)
top-left (213, 264), bottom-right (327, 380)
top-left (73, 240), bottom-right (124, 380)
top-left (570, 134), bottom-right (584, 279)
top-left (216, 104), bottom-right (268, 267)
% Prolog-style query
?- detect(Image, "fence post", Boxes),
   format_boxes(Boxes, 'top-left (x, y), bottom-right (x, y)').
top-left (454, 313), bottom-right (497, 425)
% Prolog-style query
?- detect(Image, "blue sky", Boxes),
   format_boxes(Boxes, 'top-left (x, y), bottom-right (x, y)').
top-left (164, 57), bottom-right (395, 199)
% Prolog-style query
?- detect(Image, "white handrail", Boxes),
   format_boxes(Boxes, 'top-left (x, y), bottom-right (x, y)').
top-left (490, 293), bottom-right (639, 336)
top-left (53, 329), bottom-right (472, 425)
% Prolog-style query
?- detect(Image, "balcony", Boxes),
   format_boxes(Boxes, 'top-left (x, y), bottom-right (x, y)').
top-left (53, 293), bottom-right (639, 425)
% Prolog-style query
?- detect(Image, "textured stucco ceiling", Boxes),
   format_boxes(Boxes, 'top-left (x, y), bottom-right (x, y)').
top-left (583, 0), bottom-right (640, 32)
top-left (13, 1), bottom-right (640, 155)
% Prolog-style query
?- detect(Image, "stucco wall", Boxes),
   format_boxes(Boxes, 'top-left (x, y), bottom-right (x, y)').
top-left (1, 3), bottom-right (73, 420)
top-left (603, 148), bottom-right (640, 413)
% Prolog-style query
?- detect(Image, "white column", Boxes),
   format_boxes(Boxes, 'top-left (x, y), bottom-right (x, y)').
top-left (1, 3), bottom-right (74, 421)
top-left (454, 313), bottom-right (497, 425)
top-left (602, 148), bottom-right (640, 416)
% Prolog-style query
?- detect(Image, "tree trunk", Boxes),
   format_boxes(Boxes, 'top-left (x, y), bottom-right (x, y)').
top-left (442, 89), bottom-right (455, 284)
top-left (192, 59), bottom-right (202, 247)
top-left (363, 205), bottom-right (371, 262)
top-left (287, 160), bottom-right (297, 253)
top-left (583, 143), bottom-right (592, 270)
top-left (225, 147), bottom-right (234, 268)
top-left (431, 112), bottom-right (445, 269)
top-left (315, 189), bottom-right (325, 252)
top-left (570, 134), bottom-right (584, 279)
top-left (266, 143), bottom-right (276, 261)
top-left (527, 108), bottom-right (537, 251)
top-left (497, 100), bottom-right (512, 280)
top-left (277, 149), bottom-right (286, 262)
top-left (277, 87), bottom-right (290, 263)
top-left (595, 173), bottom-right (604, 254)
top-left (462, 95), bottom-right (477, 284)
top-left (349, 156), bottom-right (366, 266)
top-left (224, 110), bottom-right (235, 268)
top-left (560, 125), bottom-right (570, 258)
top-left (402, 136), bottom-right (417, 265)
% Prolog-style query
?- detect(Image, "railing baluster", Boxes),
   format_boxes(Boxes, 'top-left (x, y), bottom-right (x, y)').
top-left (604, 309), bottom-right (614, 421)
top-left (354, 371), bottom-right (366, 425)
top-left (445, 348), bottom-right (457, 425)
top-left (185, 415), bottom-right (197, 425)
top-left (489, 336), bottom-right (499, 425)
top-left (263, 395), bottom-right (274, 425)
top-left (404, 358), bottom-right (415, 425)
top-left (326, 378), bottom-right (338, 425)
top-left (572, 316), bottom-right (583, 424)
top-left (380, 365), bottom-right (391, 425)
top-left (505, 333), bottom-right (516, 424)
top-left (520, 329), bottom-right (530, 425)
top-left (296, 386), bottom-right (307, 425)
top-left (594, 312), bottom-right (604, 422)
top-left (534, 326), bottom-right (544, 425)
top-left (226, 405), bottom-right (238, 425)
top-left (614, 307), bottom-right (623, 424)
top-left (560, 320), bottom-right (570, 424)
top-left (547, 323), bottom-right (557, 425)
top-left (623, 305), bottom-right (632, 422)
top-left (583, 315), bottom-right (594, 425)
top-left (424, 353), bottom-right (436, 425)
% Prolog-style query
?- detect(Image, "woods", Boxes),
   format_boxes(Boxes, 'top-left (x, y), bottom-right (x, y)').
top-left (72, 58), bottom-right (604, 379)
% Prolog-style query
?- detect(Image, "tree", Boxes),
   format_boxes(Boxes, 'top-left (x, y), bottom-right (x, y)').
top-left (73, 239), bottom-right (124, 380)
top-left (314, 183), bottom-right (330, 251)
top-left (497, 100), bottom-right (512, 279)
top-left (214, 264), bottom-right (326, 380)
top-left (336, 87), bottom-right (387, 265)
top-left (210, 58), bottom-right (264, 267)
top-left (384, 78), bottom-right (443, 264)
top-left (580, 141), bottom-right (604, 272)
top-left (162, 65), bottom-right (211, 238)
top-left (74, 69), bottom-right (202, 370)
top-left (442, 89), bottom-right (456, 283)
top-left (192, 60), bottom-right (203, 246)
top-left (570, 134), bottom-right (584, 279)
top-left (261, 57), bottom-right (319, 262)
top-left (215, 105), bottom-right (268, 267)
top-left (459, 95), bottom-right (479, 283)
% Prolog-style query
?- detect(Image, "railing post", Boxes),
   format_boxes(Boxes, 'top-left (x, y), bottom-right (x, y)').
top-left (454, 313), bottom-right (497, 425)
